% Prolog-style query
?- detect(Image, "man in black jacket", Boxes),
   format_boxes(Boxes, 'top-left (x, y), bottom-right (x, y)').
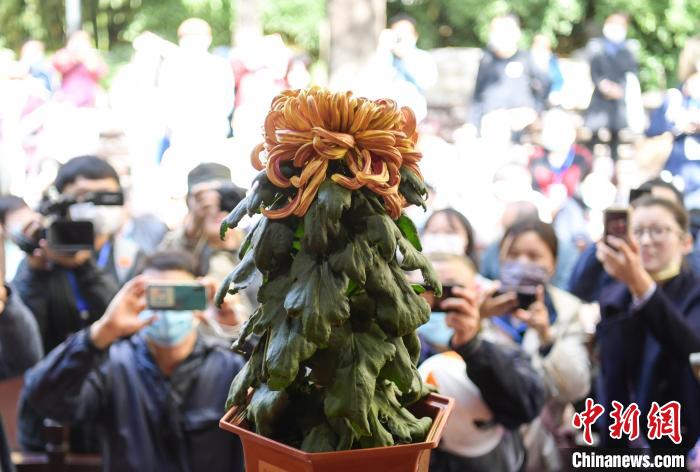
top-left (22, 251), bottom-right (245, 472)
top-left (1, 191), bottom-right (118, 452)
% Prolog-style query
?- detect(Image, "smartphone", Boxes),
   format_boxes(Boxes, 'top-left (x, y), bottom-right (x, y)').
top-left (495, 286), bottom-right (537, 310)
top-left (427, 285), bottom-right (455, 312)
top-left (47, 220), bottom-right (95, 252)
top-left (628, 188), bottom-right (650, 204)
top-left (690, 353), bottom-right (700, 381)
top-left (146, 283), bottom-right (208, 311)
top-left (604, 207), bottom-right (630, 246)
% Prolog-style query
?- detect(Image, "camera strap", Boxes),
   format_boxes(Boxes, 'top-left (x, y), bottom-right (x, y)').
top-left (96, 240), bottom-right (112, 269)
top-left (66, 270), bottom-right (90, 320)
top-left (65, 242), bottom-right (112, 321)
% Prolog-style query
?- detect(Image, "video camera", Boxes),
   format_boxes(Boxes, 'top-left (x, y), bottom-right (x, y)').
top-left (13, 190), bottom-right (124, 255)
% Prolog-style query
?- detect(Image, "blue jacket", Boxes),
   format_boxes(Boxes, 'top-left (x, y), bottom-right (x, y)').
top-left (22, 329), bottom-right (245, 472)
top-left (596, 270), bottom-right (700, 452)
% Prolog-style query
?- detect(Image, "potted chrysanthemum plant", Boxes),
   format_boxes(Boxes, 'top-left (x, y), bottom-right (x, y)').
top-left (216, 87), bottom-right (453, 472)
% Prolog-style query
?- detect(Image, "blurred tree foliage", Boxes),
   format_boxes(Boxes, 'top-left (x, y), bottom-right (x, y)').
top-left (1, 0), bottom-right (696, 91)
top-left (0, 0), bottom-right (323, 56)
top-left (388, 0), bottom-right (700, 90)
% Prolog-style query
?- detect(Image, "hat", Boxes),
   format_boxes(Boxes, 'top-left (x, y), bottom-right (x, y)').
top-left (187, 163), bottom-right (231, 193)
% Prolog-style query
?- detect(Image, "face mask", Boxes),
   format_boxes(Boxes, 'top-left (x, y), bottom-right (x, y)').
top-left (421, 233), bottom-right (467, 256)
top-left (140, 310), bottom-right (196, 347)
top-left (417, 312), bottom-right (453, 348)
top-left (499, 260), bottom-right (550, 289)
top-left (69, 203), bottom-right (123, 235)
top-left (603, 24), bottom-right (627, 44)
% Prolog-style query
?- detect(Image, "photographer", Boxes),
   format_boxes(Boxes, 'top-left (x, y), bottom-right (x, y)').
top-left (596, 196), bottom-right (700, 453)
top-left (480, 217), bottom-right (590, 471)
top-left (21, 251), bottom-right (245, 472)
top-left (0, 224), bottom-right (43, 472)
top-left (160, 163), bottom-right (250, 301)
top-left (52, 155), bottom-right (166, 286)
top-left (569, 177), bottom-right (685, 302)
top-left (418, 253), bottom-right (546, 472)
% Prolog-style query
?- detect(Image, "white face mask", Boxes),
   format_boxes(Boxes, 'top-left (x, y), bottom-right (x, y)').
top-left (69, 203), bottom-right (124, 236)
top-left (421, 233), bottom-right (468, 256)
top-left (603, 24), bottom-right (627, 44)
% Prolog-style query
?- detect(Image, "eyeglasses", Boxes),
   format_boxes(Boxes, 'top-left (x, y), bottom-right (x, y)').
top-left (631, 226), bottom-right (677, 242)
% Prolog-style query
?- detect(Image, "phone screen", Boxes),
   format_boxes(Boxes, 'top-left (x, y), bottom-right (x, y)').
top-left (47, 220), bottom-right (95, 252)
top-left (146, 283), bottom-right (208, 311)
top-left (604, 208), bottom-right (629, 244)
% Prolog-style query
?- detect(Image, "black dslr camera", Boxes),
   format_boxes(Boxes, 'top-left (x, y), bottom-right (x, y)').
top-left (14, 190), bottom-right (124, 254)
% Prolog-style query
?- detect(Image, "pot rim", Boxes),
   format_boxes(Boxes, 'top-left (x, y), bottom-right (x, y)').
top-left (219, 392), bottom-right (454, 460)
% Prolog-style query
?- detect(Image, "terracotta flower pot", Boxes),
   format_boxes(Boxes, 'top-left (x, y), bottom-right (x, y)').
top-left (219, 393), bottom-right (454, 472)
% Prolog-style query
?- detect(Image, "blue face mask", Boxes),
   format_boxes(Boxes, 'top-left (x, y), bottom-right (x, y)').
top-left (140, 310), bottom-right (195, 347)
top-left (417, 312), bottom-right (453, 349)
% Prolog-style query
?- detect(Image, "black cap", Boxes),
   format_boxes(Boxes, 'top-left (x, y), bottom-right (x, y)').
top-left (187, 163), bottom-right (231, 193)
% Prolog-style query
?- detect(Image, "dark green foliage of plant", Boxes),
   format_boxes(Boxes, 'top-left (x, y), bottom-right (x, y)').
top-left (219, 174), bottom-right (440, 452)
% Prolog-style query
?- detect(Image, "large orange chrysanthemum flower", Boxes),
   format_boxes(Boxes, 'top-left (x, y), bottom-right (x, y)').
top-left (251, 87), bottom-right (424, 220)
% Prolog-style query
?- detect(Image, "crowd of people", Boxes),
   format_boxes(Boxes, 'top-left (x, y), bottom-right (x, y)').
top-left (0, 9), bottom-right (700, 472)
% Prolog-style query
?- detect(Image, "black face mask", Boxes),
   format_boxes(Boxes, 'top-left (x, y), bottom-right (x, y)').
top-left (9, 227), bottom-right (44, 254)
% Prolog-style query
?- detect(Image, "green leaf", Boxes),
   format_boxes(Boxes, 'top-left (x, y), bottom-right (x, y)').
top-left (251, 172), bottom-right (278, 209)
top-left (374, 381), bottom-right (432, 443)
top-left (255, 272), bottom-right (294, 335)
top-left (411, 284), bottom-right (426, 294)
top-left (397, 238), bottom-right (441, 297)
top-left (220, 195), bottom-right (250, 239)
top-left (398, 167), bottom-right (428, 210)
top-left (366, 258), bottom-right (431, 337)
top-left (380, 337), bottom-right (422, 395)
top-left (366, 214), bottom-right (399, 260)
top-left (358, 402), bottom-right (395, 448)
top-left (402, 331), bottom-right (422, 366)
top-left (226, 336), bottom-right (265, 410)
top-left (215, 249), bottom-right (258, 307)
top-left (238, 218), bottom-right (262, 260)
top-left (346, 190), bottom-right (380, 225)
top-left (252, 218), bottom-right (295, 272)
top-left (293, 220), bottom-right (305, 252)
top-left (303, 180), bottom-right (351, 255)
top-left (247, 383), bottom-right (290, 438)
top-left (328, 417), bottom-right (357, 451)
top-left (284, 250), bottom-right (350, 346)
top-left (396, 214), bottom-right (422, 251)
top-left (329, 235), bottom-right (373, 285)
top-left (301, 422), bottom-right (338, 452)
top-left (231, 306), bottom-right (262, 353)
top-left (324, 323), bottom-right (396, 436)
top-left (265, 316), bottom-right (317, 390)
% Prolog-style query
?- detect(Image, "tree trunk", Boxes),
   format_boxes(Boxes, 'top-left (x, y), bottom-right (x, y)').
top-left (327, 0), bottom-right (386, 91)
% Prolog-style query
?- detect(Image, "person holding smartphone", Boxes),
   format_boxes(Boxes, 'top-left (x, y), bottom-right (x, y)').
top-left (21, 251), bottom-right (245, 472)
top-left (596, 196), bottom-right (700, 453)
top-left (479, 217), bottom-right (590, 471)
top-left (417, 252), bottom-right (546, 472)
